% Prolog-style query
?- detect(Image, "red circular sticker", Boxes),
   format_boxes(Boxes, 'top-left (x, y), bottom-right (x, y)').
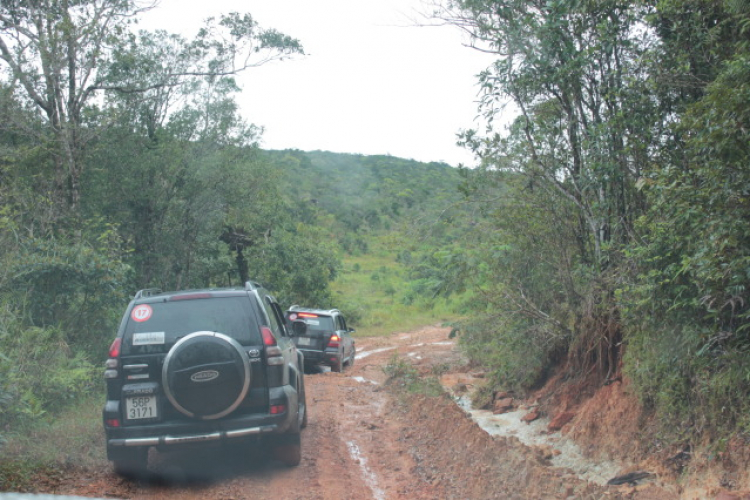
top-left (131, 304), bottom-right (153, 322)
top-left (289, 313), bottom-right (298, 320)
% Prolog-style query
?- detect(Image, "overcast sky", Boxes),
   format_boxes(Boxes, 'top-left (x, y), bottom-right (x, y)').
top-left (138, 0), bottom-right (495, 166)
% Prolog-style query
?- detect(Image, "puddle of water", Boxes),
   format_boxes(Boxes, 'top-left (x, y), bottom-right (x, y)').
top-left (407, 341), bottom-right (454, 349)
top-left (352, 376), bottom-right (379, 385)
top-left (356, 346), bottom-right (397, 360)
top-left (454, 396), bottom-right (622, 486)
top-left (346, 440), bottom-right (386, 500)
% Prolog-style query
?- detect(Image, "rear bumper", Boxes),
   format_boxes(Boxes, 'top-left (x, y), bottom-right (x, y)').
top-left (108, 423), bottom-right (276, 448)
top-left (299, 347), bottom-right (339, 366)
top-left (104, 385), bottom-right (298, 452)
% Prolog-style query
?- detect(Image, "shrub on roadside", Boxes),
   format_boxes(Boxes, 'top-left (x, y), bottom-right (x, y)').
top-left (623, 315), bottom-right (750, 440)
top-left (0, 392), bottom-right (105, 491)
top-left (0, 323), bottom-right (99, 429)
top-left (457, 314), bottom-right (556, 395)
top-left (3, 225), bottom-right (131, 357)
top-left (383, 354), bottom-right (444, 397)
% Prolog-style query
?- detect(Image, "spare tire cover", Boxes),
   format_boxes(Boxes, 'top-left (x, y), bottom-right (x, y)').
top-left (162, 331), bottom-right (251, 420)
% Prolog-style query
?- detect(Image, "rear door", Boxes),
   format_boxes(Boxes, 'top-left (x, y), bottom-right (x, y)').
top-left (120, 295), bottom-right (268, 422)
top-left (336, 314), bottom-right (353, 360)
top-left (288, 312), bottom-right (334, 353)
top-left (264, 296), bottom-right (297, 369)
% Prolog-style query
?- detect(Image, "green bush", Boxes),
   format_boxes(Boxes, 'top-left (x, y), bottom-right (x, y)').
top-left (458, 313), bottom-right (561, 395)
top-left (623, 315), bottom-right (750, 439)
top-left (6, 228), bottom-right (131, 356)
top-left (0, 324), bottom-right (99, 429)
top-left (383, 354), bottom-right (444, 397)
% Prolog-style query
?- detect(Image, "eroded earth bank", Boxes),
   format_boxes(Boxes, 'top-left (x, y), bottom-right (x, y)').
top-left (33, 326), bottom-right (750, 499)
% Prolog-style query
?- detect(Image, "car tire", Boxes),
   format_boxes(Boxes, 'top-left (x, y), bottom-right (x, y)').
top-left (112, 447), bottom-right (148, 478)
top-left (300, 377), bottom-right (308, 429)
top-left (331, 355), bottom-right (343, 373)
top-left (272, 432), bottom-right (301, 466)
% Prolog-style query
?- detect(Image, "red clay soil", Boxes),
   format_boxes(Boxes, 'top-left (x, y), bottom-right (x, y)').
top-left (17, 325), bottom-right (750, 499)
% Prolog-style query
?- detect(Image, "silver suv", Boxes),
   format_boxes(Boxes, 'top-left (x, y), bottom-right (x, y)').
top-left (285, 307), bottom-right (356, 372)
top-left (102, 282), bottom-right (307, 477)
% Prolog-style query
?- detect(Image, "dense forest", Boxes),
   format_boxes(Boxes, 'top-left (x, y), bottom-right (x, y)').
top-left (0, 0), bottom-right (749, 462)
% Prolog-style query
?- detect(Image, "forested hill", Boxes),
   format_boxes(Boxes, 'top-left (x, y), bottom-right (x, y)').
top-left (263, 150), bottom-right (462, 232)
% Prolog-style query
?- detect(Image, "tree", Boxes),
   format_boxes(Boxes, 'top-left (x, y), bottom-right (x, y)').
top-left (0, 1), bottom-right (302, 220)
top-left (0, 0), bottom-right (153, 217)
top-left (618, 0), bottom-right (750, 435)
top-left (440, 0), bottom-right (658, 379)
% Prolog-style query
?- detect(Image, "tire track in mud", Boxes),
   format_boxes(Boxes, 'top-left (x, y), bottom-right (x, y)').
top-left (51, 327), bottom-right (447, 500)
top-left (36, 323), bottom-right (683, 499)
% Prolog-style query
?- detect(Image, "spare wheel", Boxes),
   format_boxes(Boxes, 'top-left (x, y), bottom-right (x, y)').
top-left (162, 331), bottom-right (251, 420)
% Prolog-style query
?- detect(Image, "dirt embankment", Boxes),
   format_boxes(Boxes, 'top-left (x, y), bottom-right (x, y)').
top-left (26, 325), bottom-right (750, 499)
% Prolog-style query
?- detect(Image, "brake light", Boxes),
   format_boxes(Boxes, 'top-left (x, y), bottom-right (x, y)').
top-left (328, 334), bottom-right (340, 348)
top-left (169, 293), bottom-right (212, 301)
top-left (105, 418), bottom-right (121, 428)
top-left (261, 326), bottom-right (277, 346)
top-left (297, 312), bottom-right (318, 318)
top-left (108, 338), bottom-right (121, 358)
top-left (270, 404), bottom-right (286, 415)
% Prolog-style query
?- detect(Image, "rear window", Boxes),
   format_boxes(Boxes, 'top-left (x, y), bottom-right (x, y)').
top-left (286, 313), bottom-right (334, 333)
top-left (122, 296), bottom-right (261, 354)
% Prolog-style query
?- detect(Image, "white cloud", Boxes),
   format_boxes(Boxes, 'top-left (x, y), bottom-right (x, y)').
top-left (138, 0), bottom-right (494, 166)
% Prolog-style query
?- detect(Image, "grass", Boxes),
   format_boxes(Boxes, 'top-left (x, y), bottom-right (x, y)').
top-left (332, 239), bottom-right (463, 337)
top-left (382, 354), bottom-right (446, 398)
top-left (0, 391), bottom-right (105, 491)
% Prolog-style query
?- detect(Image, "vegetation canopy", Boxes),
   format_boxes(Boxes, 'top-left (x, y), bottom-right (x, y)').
top-left (0, 0), bottom-right (749, 474)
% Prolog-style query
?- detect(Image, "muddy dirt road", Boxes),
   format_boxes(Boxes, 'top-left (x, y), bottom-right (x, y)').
top-left (46, 325), bottom-right (682, 499)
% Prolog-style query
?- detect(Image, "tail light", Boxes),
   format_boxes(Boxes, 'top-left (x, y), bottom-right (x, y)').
top-left (327, 334), bottom-right (341, 348)
top-left (262, 326), bottom-right (284, 366)
top-left (104, 338), bottom-right (120, 379)
top-left (108, 338), bottom-right (122, 358)
top-left (261, 326), bottom-right (276, 346)
top-left (105, 418), bottom-right (121, 427)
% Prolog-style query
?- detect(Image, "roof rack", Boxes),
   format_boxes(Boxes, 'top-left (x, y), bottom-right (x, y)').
top-left (244, 281), bottom-right (262, 291)
top-left (288, 305), bottom-right (340, 315)
top-left (134, 288), bottom-right (161, 299)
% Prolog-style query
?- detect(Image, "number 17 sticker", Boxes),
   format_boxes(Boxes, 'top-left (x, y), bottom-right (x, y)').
top-left (131, 304), bottom-right (153, 322)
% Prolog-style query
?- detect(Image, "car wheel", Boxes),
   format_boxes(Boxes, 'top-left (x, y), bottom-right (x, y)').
top-left (272, 432), bottom-right (301, 466)
top-left (112, 447), bottom-right (148, 478)
top-left (300, 376), bottom-right (308, 429)
top-left (331, 355), bottom-right (343, 373)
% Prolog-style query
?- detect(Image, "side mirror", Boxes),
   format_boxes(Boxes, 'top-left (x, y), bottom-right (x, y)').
top-left (290, 320), bottom-right (307, 337)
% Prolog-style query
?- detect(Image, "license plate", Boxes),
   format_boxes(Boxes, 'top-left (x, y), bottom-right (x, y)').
top-left (126, 396), bottom-right (158, 420)
top-left (297, 337), bottom-right (312, 346)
